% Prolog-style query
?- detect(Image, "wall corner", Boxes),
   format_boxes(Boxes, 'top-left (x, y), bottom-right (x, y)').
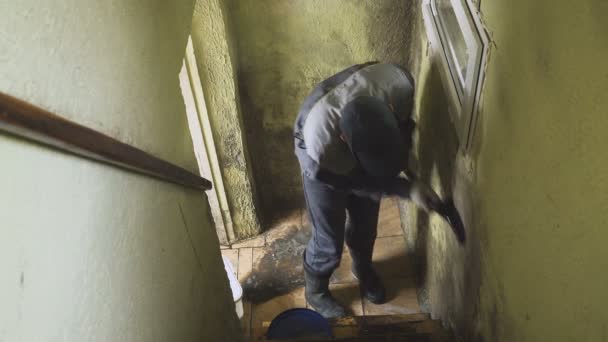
top-left (190, 0), bottom-right (262, 239)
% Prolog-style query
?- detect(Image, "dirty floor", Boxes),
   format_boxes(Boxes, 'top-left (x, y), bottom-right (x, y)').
top-left (221, 198), bottom-right (420, 339)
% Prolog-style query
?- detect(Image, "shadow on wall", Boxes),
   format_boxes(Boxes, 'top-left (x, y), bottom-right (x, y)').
top-left (411, 61), bottom-right (484, 340)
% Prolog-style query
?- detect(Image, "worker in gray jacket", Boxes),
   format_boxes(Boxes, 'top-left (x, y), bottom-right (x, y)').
top-left (294, 62), bottom-right (440, 318)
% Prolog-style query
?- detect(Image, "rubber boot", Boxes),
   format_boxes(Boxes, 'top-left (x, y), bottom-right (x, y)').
top-left (352, 262), bottom-right (386, 305)
top-left (304, 269), bottom-right (347, 319)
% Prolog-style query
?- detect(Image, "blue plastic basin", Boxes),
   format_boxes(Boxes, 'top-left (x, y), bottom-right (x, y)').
top-left (266, 308), bottom-right (332, 339)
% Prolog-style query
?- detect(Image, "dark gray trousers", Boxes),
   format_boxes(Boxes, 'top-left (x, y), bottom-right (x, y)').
top-left (303, 176), bottom-right (380, 277)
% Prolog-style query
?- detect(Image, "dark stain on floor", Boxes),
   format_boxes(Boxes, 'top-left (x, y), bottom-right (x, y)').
top-left (243, 223), bottom-right (311, 304)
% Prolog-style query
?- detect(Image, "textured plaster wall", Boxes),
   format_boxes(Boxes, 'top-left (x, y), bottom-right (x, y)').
top-left (191, 0), bottom-right (262, 238)
top-left (403, 0), bottom-right (608, 341)
top-left (228, 0), bottom-right (418, 222)
top-left (0, 1), bottom-right (241, 341)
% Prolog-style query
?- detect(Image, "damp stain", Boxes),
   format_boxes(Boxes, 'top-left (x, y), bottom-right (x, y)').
top-left (242, 224), bottom-right (311, 304)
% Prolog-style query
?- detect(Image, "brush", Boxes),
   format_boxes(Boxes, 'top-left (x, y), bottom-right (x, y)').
top-left (432, 198), bottom-right (466, 244)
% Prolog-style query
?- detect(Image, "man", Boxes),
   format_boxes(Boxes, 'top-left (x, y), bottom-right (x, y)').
top-left (294, 62), bottom-right (440, 318)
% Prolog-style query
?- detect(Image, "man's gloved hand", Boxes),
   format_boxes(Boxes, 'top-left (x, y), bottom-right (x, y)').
top-left (389, 178), bottom-right (441, 212)
top-left (390, 178), bottom-right (412, 198)
top-left (409, 180), bottom-right (441, 212)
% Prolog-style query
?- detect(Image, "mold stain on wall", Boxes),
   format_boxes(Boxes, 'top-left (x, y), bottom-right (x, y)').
top-left (227, 0), bottom-right (419, 224)
top-left (404, 0), bottom-right (608, 341)
top-left (191, 0), bottom-right (263, 239)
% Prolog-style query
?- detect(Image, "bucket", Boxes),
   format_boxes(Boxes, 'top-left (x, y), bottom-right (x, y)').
top-left (266, 308), bottom-right (332, 339)
top-left (222, 256), bottom-right (244, 319)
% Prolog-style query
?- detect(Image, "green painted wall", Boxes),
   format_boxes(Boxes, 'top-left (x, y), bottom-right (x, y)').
top-left (0, 1), bottom-right (241, 341)
top-left (228, 0), bottom-right (419, 222)
top-left (404, 0), bottom-right (608, 341)
top-left (191, 0), bottom-right (262, 239)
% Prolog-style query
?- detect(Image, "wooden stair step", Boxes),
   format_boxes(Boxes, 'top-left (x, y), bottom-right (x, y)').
top-left (268, 334), bottom-right (432, 342)
top-left (261, 314), bottom-right (451, 341)
top-left (330, 314), bottom-right (436, 338)
top-left (330, 313), bottom-right (431, 327)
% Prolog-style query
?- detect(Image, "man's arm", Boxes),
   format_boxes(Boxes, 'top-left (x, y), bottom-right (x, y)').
top-left (315, 166), bottom-right (439, 211)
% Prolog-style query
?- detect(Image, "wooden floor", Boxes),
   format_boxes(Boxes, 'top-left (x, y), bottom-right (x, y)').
top-left (221, 198), bottom-right (420, 340)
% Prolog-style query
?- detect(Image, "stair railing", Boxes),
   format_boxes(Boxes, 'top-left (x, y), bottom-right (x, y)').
top-left (0, 92), bottom-right (212, 191)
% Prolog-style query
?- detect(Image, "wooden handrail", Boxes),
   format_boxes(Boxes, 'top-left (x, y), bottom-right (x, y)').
top-left (0, 92), bottom-right (212, 191)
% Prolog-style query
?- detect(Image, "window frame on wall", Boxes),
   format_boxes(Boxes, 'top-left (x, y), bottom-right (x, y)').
top-left (422, 0), bottom-right (489, 150)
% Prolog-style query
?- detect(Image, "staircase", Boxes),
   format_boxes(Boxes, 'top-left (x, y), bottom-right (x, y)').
top-left (259, 313), bottom-right (451, 341)
top-left (233, 200), bottom-right (448, 342)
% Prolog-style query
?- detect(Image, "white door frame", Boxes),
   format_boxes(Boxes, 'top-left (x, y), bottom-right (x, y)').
top-left (179, 36), bottom-right (235, 244)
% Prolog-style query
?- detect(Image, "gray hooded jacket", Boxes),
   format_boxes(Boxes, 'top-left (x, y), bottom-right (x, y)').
top-left (294, 62), bottom-right (415, 190)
